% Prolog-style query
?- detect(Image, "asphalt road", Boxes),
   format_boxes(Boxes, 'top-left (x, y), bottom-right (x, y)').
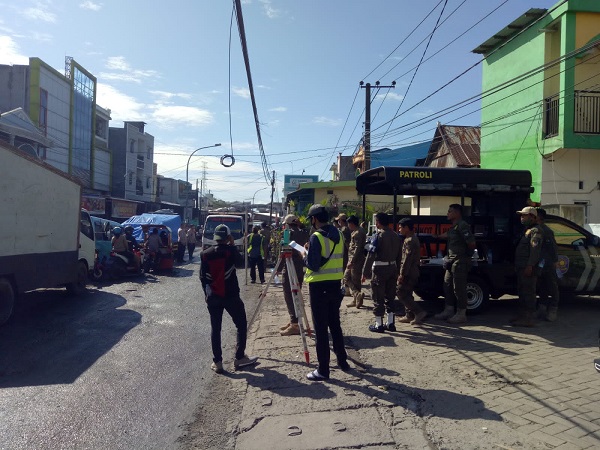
top-left (0, 258), bottom-right (261, 449)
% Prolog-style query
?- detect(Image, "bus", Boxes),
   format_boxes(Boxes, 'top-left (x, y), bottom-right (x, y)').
top-left (202, 215), bottom-right (246, 253)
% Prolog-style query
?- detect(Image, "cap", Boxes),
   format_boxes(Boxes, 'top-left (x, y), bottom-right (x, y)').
top-left (347, 215), bottom-right (359, 225)
top-left (516, 206), bottom-right (538, 216)
top-left (335, 213), bottom-right (348, 221)
top-left (283, 214), bottom-right (298, 225)
top-left (214, 224), bottom-right (230, 241)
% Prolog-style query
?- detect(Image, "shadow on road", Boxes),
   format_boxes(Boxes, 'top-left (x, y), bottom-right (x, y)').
top-left (0, 287), bottom-right (141, 388)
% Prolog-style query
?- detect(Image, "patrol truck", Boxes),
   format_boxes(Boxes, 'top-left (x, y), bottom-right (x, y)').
top-left (356, 166), bottom-right (600, 313)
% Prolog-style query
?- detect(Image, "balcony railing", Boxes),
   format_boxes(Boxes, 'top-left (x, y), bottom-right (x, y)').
top-left (543, 94), bottom-right (559, 139)
top-left (574, 90), bottom-right (600, 134)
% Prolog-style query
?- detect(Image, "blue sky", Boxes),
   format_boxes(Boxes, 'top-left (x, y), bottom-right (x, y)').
top-left (0, 0), bottom-right (558, 203)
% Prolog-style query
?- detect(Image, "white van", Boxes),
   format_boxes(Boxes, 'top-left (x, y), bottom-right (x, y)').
top-left (202, 215), bottom-right (246, 253)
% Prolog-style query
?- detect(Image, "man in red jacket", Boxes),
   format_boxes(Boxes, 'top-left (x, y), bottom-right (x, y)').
top-left (200, 224), bottom-right (258, 374)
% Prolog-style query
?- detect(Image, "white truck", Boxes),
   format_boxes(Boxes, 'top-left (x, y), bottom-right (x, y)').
top-left (0, 143), bottom-right (95, 324)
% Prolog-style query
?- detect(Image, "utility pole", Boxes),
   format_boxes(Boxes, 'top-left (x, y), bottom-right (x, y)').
top-left (268, 170), bottom-right (275, 225)
top-left (360, 81), bottom-right (395, 173)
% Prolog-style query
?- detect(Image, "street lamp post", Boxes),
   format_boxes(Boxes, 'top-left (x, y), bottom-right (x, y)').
top-left (185, 143), bottom-right (221, 222)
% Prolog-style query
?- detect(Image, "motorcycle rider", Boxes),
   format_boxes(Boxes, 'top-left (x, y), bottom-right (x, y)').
top-left (111, 227), bottom-right (134, 266)
top-left (145, 228), bottom-right (162, 270)
top-left (124, 225), bottom-right (141, 270)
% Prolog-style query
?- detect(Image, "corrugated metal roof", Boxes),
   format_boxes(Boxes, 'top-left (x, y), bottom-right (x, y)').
top-left (425, 124), bottom-right (480, 168)
top-left (472, 8), bottom-right (547, 55)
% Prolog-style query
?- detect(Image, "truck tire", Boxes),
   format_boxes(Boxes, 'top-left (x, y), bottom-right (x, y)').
top-left (66, 261), bottom-right (88, 295)
top-left (0, 277), bottom-right (15, 325)
top-left (466, 276), bottom-right (489, 314)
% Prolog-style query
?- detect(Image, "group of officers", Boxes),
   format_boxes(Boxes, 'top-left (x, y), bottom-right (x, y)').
top-left (199, 202), bottom-right (559, 380)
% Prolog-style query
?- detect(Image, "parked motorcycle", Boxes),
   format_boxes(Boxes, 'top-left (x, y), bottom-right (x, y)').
top-left (142, 250), bottom-right (161, 273)
top-left (92, 249), bottom-right (107, 280)
top-left (107, 249), bottom-right (144, 279)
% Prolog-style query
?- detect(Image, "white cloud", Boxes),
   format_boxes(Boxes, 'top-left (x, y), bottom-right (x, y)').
top-left (413, 109), bottom-right (434, 118)
top-left (260, 0), bottom-right (281, 19)
top-left (0, 36), bottom-right (29, 65)
top-left (312, 116), bottom-right (341, 127)
top-left (22, 3), bottom-right (57, 23)
top-left (150, 90), bottom-right (192, 101)
top-left (269, 106), bottom-right (287, 112)
top-left (375, 92), bottom-right (404, 102)
top-left (96, 83), bottom-right (146, 123)
top-left (100, 56), bottom-right (159, 83)
top-left (232, 87), bottom-right (250, 99)
top-left (150, 105), bottom-right (214, 129)
top-left (80, 1), bottom-right (102, 11)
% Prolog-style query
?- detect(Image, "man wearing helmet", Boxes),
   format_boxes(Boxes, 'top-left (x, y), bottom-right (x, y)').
top-left (200, 224), bottom-right (258, 374)
top-left (112, 226), bottom-right (134, 265)
top-left (123, 225), bottom-right (141, 270)
top-left (303, 205), bottom-right (349, 381)
top-left (276, 214), bottom-right (309, 336)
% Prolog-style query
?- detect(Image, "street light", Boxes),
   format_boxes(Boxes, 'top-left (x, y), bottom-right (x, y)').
top-left (251, 186), bottom-right (269, 208)
top-left (185, 143), bottom-right (221, 222)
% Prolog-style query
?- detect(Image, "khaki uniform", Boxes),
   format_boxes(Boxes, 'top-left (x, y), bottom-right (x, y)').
top-left (396, 235), bottom-right (424, 316)
top-left (340, 225), bottom-right (352, 269)
top-left (343, 226), bottom-right (367, 298)
top-left (276, 227), bottom-right (309, 323)
top-left (537, 222), bottom-right (559, 308)
top-left (443, 219), bottom-right (475, 310)
top-left (363, 228), bottom-right (402, 317)
top-left (515, 224), bottom-right (543, 312)
top-left (259, 227), bottom-right (271, 261)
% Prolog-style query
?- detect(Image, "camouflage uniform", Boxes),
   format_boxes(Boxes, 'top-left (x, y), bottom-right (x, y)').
top-left (396, 235), bottom-right (424, 316)
top-left (340, 225), bottom-right (352, 273)
top-left (443, 219), bottom-right (476, 310)
top-left (515, 224), bottom-right (543, 313)
top-left (343, 226), bottom-right (367, 299)
top-left (537, 222), bottom-right (559, 309)
top-left (363, 228), bottom-right (402, 317)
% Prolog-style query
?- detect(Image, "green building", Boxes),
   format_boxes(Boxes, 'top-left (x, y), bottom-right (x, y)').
top-left (474, 0), bottom-right (600, 225)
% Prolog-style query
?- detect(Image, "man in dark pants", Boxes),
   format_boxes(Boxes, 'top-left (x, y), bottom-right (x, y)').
top-left (200, 224), bottom-right (258, 374)
top-left (536, 208), bottom-right (560, 322)
top-left (512, 207), bottom-right (543, 327)
top-left (396, 218), bottom-right (427, 325)
top-left (304, 205), bottom-right (349, 381)
top-left (247, 226), bottom-right (265, 284)
top-left (363, 213), bottom-right (402, 332)
top-left (344, 215), bottom-right (367, 308)
top-left (276, 214), bottom-right (309, 336)
top-left (433, 204), bottom-right (476, 325)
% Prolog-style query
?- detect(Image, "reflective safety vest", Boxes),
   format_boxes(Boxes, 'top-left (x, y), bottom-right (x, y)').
top-left (304, 231), bottom-right (344, 283)
top-left (247, 234), bottom-right (265, 258)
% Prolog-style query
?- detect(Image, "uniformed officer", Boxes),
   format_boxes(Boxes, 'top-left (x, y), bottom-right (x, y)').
top-left (344, 215), bottom-right (367, 308)
top-left (363, 212), bottom-right (403, 332)
top-left (512, 206), bottom-right (543, 327)
top-left (535, 208), bottom-right (560, 322)
top-left (303, 205), bottom-right (349, 380)
top-left (336, 213), bottom-right (352, 272)
top-left (433, 204), bottom-right (476, 324)
top-left (396, 218), bottom-right (428, 325)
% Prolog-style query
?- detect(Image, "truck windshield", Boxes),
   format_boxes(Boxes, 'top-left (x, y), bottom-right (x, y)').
top-left (204, 216), bottom-right (244, 240)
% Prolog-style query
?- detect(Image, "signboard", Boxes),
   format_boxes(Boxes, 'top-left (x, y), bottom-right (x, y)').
top-left (284, 174), bottom-right (319, 196)
top-left (111, 199), bottom-right (138, 219)
top-left (81, 195), bottom-right (106, 215)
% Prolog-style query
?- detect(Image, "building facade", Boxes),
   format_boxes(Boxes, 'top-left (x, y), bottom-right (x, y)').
top-left (109, 121), bottom-right (155, 205)
top-left (475, 0), bottom-right (600, 224)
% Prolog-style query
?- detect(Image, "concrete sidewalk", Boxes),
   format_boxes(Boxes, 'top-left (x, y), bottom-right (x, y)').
top-left (234, 282), bottom-right (600, 450)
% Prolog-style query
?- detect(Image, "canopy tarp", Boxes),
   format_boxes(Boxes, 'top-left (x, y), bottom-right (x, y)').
top-left (121, 213), bottom-right (181, 242)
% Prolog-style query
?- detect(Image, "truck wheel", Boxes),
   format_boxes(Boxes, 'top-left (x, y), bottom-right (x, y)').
top-left (0, 278), bottom-right (15, 325)
top-left (66, 261), bottom-right (88, 294)
top-left (466, 276), bottom-right (489, 314)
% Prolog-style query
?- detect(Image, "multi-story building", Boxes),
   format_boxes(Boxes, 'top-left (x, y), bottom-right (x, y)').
top-left (109, 121), bottom-right (155, 206)
top-left (0, 56), bottom-right (110, 194)
top-left (474, 0), bottom-right (600, 225)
